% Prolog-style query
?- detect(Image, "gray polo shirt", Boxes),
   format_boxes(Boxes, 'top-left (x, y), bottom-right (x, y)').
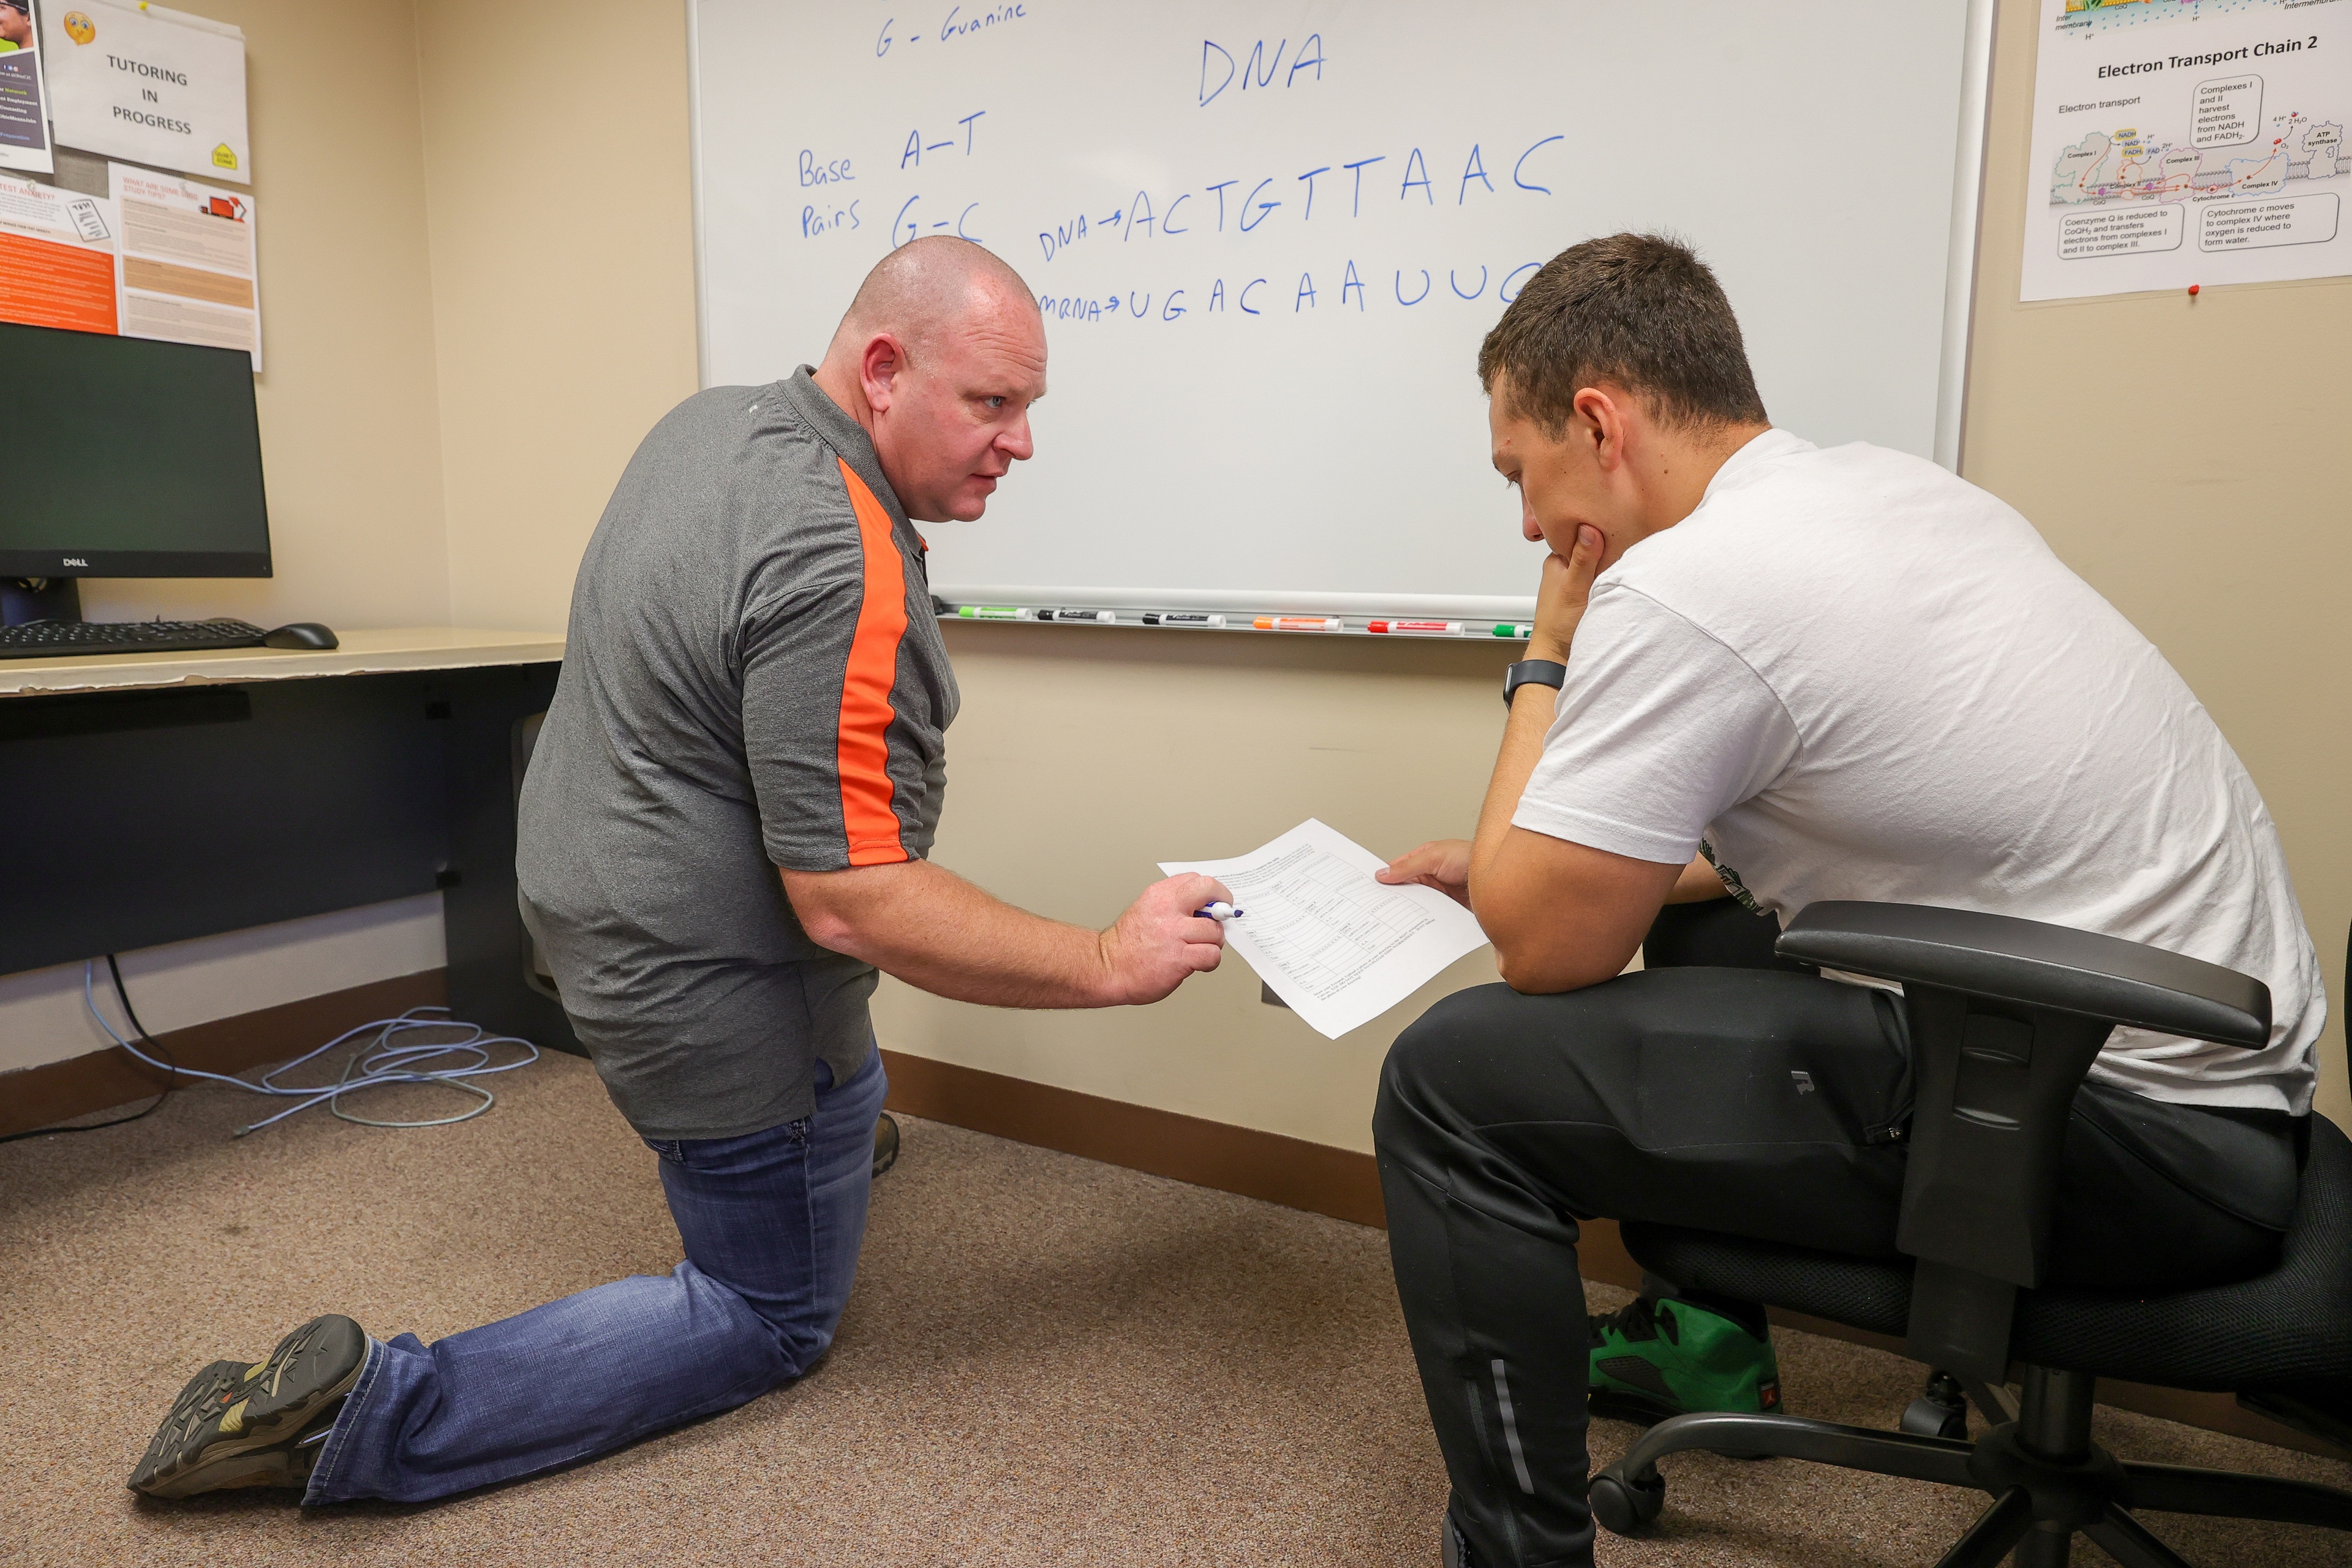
top-left (517, 368), bottom-right (957, 1140)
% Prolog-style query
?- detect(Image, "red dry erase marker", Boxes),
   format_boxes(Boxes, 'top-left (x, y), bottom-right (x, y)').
top-left (1369, 619), bottom-right (1465, 635)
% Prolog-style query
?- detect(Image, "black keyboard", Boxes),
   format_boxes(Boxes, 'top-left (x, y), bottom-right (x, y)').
top-left (0, 619), bottom-right (270, 659)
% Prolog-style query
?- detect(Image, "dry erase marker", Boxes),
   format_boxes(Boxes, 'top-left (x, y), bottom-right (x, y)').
top-left (958, 606), bottom-right (1035, 620)
top-left (1144, 611), bottom-right (1225, 628)
top-left (1254, 616), bottom-right (1344, 632)
top-left (1046, 608), bottom-right (1118, 624)
top-left (1488, 622), bottom-right (1536, 639)
top-left (1193, 902), bottom-right (1245, 921)
top-left (1369, 619), bottom-right (1464, 635)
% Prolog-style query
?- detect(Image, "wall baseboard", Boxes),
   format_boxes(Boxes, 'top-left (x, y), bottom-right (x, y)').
top-left (878, 1047), bottom-right (1389, 1226)
top-left (0, 969), bottom-right (449, 1139)
top-left (880, 1047), bottom-right (2348, 1463)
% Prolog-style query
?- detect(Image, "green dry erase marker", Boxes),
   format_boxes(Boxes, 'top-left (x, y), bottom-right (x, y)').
top-left (958, 606), bottom-right (1034, 620)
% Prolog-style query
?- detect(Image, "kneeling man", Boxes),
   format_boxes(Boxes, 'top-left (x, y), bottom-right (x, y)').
top-left (130, 239), bottom-right (1231, 1503)
top-left (1371, 234), bottom-right (2322, 1566)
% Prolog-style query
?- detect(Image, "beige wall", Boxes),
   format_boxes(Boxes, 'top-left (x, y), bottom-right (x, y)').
top-left (72, 0), bottom-right (451, 633)
top-left (413, 0), bottom-right (701, 634)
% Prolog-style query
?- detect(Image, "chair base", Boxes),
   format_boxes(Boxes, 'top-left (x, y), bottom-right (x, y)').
top-left (1591, 1365), bottom-right (2352, 1566)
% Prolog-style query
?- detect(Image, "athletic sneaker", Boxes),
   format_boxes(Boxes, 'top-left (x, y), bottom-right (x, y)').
top-left (129, 1314), bottom-right (366, 1498)
top-left (1587, 1295), bottom-right (1781, 1427)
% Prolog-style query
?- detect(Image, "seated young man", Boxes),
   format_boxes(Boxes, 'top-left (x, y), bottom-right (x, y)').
top-left (1369, 233), bottom-right (2323, 1568)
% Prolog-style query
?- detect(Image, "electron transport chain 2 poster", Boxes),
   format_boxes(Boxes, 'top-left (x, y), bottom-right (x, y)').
top-left (2024, 0), bottom-right (2350, 301)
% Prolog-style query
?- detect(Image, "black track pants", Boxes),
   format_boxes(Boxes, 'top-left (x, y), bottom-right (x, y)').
top-left (1371, 961), bottom-right (2297, 1567)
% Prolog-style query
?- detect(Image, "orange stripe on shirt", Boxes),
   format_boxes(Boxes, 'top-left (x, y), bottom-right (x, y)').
top-left (834, 458), bottom-right (912, 865)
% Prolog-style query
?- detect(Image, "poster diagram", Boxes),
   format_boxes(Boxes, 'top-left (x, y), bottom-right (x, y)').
top-left (2023, 0), bottom-right (2351, 301)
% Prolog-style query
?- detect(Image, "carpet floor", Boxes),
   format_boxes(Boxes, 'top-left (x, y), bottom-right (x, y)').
top-left (5, 1047), bottom-right (2349, 1566)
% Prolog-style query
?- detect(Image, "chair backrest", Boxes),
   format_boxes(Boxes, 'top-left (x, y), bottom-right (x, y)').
top-left (1778, 902), bottom-right (2271, 1381)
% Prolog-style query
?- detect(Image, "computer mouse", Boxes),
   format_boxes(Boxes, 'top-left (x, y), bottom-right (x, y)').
top-left (262, 622), bottom-right (339, 650)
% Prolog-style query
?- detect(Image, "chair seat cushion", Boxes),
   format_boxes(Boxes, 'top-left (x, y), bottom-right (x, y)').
top-left (1620, 1116), bottom-right (2352, 1392)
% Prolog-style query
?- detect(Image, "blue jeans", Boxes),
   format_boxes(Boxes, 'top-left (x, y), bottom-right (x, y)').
top-left (304, 1049), bottom-right (888, 1504)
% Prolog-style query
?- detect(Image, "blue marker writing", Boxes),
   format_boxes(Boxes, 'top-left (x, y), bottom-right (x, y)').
top-left (1194, 902), bottom-right (1245, 921)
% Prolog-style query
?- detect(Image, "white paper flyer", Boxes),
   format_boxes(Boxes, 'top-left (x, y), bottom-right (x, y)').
top-left (1159, 819), bottom-right (1488, 1040)
top-left (110, 161), bottom-right (257, 366)
top-left (40, 1), bottom-right (249, 184)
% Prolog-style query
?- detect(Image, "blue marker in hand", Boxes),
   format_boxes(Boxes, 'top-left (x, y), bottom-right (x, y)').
top-left (1194, 902), bottom-right (1245, 921)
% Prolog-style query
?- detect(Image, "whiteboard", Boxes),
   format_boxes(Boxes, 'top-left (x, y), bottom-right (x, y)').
top-left (690, 1), bottom-right (1994, 622)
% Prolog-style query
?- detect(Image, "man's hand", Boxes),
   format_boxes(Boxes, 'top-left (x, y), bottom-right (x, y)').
top-left (782, 859), bottom-right (1227, 1009)
top-left (1376, 839), bottom-right (1472, 908)
top-left (1096, 873), bottom-right (1231, 1003)
top-left (1527, 522), bottom-right (1606, 664)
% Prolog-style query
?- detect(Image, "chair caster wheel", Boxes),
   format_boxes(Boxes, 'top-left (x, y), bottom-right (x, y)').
top-left (1901, 1371), bottom-right (1969, 1440)
top-left (1589, 1464), bottom-right (1665, 1536)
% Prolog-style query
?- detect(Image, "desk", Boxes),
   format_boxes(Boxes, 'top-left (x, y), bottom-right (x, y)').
top-left (0, 628), bottom-right (579, 1054)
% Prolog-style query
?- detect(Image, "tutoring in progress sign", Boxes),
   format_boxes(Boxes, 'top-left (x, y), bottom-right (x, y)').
top-left (39, 0), bottom-right (247, 185)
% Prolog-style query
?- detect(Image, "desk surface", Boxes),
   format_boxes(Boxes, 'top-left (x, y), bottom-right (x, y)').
top-left (0, 626), bottom-right (565, 697)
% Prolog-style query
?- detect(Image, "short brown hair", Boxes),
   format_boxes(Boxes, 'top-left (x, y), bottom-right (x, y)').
top-left (1479, 233), bottom-right (1766, 434)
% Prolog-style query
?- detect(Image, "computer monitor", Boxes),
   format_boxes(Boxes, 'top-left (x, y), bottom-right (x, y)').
top-left (0, 321), bottom-right (270, 580)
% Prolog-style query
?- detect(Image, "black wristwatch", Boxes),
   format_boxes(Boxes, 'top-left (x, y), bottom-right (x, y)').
top-left (1502, 658), bottom-right (1567, 709)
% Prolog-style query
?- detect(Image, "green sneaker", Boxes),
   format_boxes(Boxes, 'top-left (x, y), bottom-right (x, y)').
top-left (1587, 1295), bottom-right (1781, 1427)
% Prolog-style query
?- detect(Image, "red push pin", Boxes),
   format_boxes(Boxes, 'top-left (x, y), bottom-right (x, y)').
top-left (2187, 284), bottom-right (2201, 298)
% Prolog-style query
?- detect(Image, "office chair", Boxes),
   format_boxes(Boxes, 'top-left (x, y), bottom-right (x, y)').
top-left (1590, 902), bottom-right (2352, 1566)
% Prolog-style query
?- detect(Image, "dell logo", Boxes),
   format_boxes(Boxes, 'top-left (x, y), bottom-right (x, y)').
top-left (61, 557), bottom-right (89, 567)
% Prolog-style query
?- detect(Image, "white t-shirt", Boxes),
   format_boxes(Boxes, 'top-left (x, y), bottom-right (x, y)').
top-left (1514, 428), bottom-right (2323, 1113)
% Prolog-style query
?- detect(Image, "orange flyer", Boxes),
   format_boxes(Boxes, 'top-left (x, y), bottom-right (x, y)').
top-left (0, 226), bottom-right (116, 334)
top-left (0, 175), bottom-right (119, 335)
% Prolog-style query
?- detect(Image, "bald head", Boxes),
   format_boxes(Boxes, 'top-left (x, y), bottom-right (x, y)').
top-left (824, 236), bottom-right (1039, 366)
top-left (811, 238), bottom-right (1048, 524)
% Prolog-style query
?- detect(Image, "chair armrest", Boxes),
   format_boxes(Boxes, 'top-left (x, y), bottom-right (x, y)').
top-left (1776, 901), bottom-right (2269, 1049)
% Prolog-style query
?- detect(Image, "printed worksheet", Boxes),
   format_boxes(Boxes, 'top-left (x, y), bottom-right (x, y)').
top-left (1160, 818), bottom-right (1488, 1039)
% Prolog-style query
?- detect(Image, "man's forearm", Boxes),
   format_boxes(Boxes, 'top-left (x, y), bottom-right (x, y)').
top-left (782, 860), bottom-right (1118, 1008)
top-left (1469, 677), bottom-right (1563, 891)
top-left (1468, 647), bottom-right (1682, 992)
